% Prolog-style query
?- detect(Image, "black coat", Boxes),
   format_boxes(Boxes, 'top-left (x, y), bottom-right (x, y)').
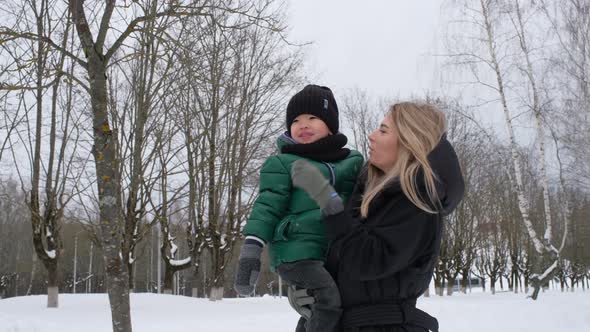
top-left (323, 135), bottom-right (465, 332)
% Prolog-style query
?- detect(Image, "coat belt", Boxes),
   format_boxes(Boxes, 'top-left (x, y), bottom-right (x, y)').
top-left (341, 301), bottom-right (439, 332)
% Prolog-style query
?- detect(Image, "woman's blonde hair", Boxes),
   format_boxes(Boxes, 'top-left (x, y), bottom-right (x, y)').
top-left (360, 102), bottom-right (447, 217)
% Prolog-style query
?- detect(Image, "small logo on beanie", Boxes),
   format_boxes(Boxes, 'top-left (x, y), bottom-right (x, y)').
top-left (323, 99), bottom-right (328, 110)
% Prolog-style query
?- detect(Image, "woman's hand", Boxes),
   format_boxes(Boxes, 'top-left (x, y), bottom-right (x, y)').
top-left (290, 159), bottom-right (344, 216)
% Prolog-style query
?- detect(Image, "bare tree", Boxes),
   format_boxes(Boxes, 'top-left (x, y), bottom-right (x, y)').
top-left (442, 0), bottom-right (574, 299)
top-left (0, 0), bottom-right (89, 307)
top-left (540, 0), bottom-right (590, 191)
top-left (442, 101), bottom-right (490, 295)
top-left (340, 88), bottom-right (381, 159)
top-left (179, 8), bottom-right (302, 300)
top-left (0, 92), bottom-right (24, 164)
top-left (155, 138), bottom-right (191, 294)
top-left (2, 0), bottom-right (291, 329)
top-left (109, 8), bottom-right (187, 291)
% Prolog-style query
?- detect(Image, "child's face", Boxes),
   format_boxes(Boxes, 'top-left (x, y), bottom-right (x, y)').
top-left (290, 114), bottom-right (332, 144)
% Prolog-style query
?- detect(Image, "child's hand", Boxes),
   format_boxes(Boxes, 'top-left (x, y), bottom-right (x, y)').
top-left (234, 242), bottom-right (263, 296)
top-left (291, 159), bottom-right (344, 216)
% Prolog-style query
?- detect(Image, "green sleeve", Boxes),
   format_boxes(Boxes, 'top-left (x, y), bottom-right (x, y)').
top-left (242, 156), bottom-right (292, 243)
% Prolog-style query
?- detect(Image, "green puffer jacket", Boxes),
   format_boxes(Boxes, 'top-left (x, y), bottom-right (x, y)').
top-left (243, 136), bottom-right (364, 271)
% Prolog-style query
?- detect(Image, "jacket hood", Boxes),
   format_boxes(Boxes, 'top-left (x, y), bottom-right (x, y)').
top-left (276, 131), bottom-right (297, 151)
top-left (426, 134), bottom-right (465, 215)
top-left (356, 134), bottom-right (465, 215)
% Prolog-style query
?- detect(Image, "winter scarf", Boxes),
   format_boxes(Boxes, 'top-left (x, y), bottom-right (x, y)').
top-left (279, 132), bottom-right (351, 162)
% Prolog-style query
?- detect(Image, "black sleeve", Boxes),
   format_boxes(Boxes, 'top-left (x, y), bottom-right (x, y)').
top-left (324, 209), bottom-right (438, 281)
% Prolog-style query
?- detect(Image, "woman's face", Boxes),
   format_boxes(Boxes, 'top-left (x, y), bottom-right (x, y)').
top-left (368, 114), bottom-right (399, 172)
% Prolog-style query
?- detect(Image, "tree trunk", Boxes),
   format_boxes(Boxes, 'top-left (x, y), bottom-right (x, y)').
top-left (163, 263), bottom-right (189, 294)
top-left (490, 275), bottom-right (496, 295)
top-left (128, 262), bottom-right (135, 292)
top-left (209, 286), bottom-right (224, 301)
top-left (433, 272), bottom-right (444, 296)
top-left (27, 251), bottom-right (37, 296)
top-left (47, 261), bottom-right (59, 307)
top-left (460, 269), bottom-right (469, 294)
top-left (208, 246), bottom-right (225, 302)
top-left (209, 265), bottom-right (225, 301)
top-left (560, 276), bottom-right (565, 292)
top-left (88, 55), bottom-right (131, 332)
top-left (437, 277), bottom-right (446, 296)
top-left (69, 0), bottom-right (133, 329)
top-left (32, 234), bottom-right (60, 307)
top-left (446, 278), bottom-right (455, 296)
top-left (163, 269), bottom-right (174, 295)
top-left (47, 286), bottom-right (59, 308)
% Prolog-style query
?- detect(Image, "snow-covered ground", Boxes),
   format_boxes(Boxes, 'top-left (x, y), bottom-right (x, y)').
top-left (0, 290), bottom-right (588, 332)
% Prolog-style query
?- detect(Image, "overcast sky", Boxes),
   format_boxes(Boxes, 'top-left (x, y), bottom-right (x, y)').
top-left (287, 0), bottom-right (445, 104)
top-left (285, 0), bottom-right (531, 143)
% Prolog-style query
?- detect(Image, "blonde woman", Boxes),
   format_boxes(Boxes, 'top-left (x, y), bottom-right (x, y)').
top-left (290, 102), bottom-right (465, 332)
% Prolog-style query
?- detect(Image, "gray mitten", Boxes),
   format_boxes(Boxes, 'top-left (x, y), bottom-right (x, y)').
top-left (291, 159), bottom-right (344, 216)
top-left (288, 285), bottom-right (314, 320)
top-left (234, 241), bottom-right (263, 296)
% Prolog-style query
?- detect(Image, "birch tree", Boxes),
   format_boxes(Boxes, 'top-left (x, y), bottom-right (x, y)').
top-left (444, 0), bottom-right (569, 299)
top-left (540, 0), bottom-right (590, 191)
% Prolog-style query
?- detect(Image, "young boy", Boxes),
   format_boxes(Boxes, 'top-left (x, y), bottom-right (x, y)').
top-left (234, 85), bottom-right (364, 332)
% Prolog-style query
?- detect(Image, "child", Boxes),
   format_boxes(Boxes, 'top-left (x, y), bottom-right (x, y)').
top-left (234, 84), bottom-right (364, 332)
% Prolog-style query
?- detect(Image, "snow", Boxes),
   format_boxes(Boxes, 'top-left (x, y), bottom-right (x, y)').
top-left (169, 235), bottom-right (178, 257)
top-left (45, 250), bottom-right (56, 259)
top-left (220, 234), bottom-right (228, 250)
top-left (169, 257), bottom-right (191, 266)
top-left (0, 291), bottom-right (588, 332)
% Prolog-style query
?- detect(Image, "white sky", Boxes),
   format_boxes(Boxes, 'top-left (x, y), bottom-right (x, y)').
top-left (287, 0), bottom-right (444, 102)
top-left (286, 0), bottom-right (542, 147)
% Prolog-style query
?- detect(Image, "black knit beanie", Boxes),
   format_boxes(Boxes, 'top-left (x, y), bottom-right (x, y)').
top-left (286, 84), bottom-right (339, 135)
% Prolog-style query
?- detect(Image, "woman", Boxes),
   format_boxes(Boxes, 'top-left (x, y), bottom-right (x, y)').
top-left (290, 102), bottom-right (465, 332)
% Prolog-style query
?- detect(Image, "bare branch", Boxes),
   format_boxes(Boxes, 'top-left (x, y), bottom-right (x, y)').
top-left (0, 28), bottom-right (88, 68)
